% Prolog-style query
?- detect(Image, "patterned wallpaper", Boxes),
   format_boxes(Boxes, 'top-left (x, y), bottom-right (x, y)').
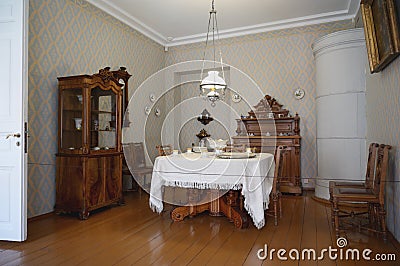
top-left (28, 0), bottom-right (165, 217)
top-left (366, 57), bottom-right (400, 242)
top-left (165, 20), bottom-right (354, 185)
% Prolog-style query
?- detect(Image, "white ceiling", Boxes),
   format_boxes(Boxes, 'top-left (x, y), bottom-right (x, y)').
top-left (86, 0), bottom-right (360, 47)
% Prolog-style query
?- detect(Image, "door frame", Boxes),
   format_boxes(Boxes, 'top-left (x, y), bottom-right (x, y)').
top-left (21, 0), bottom-right (29, 241)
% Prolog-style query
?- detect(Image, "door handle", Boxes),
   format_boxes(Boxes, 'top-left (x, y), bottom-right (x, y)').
top-left (6, 133), bottom-right (21, 139)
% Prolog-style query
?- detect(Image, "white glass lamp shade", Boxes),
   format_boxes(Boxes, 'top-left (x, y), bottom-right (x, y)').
top-left (200, 71), bottom-right (227, 90)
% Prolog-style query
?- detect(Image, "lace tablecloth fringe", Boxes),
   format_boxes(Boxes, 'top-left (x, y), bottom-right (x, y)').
top-left (164, 181), bottom-right (243, 190)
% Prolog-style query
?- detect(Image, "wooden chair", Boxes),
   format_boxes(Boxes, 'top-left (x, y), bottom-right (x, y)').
top-left (156, 144), bottom-right (173, 156)
top-left (331, 144), bottom-right (391, 240)
top-left (122, 142), bottom-right (153, 196)
top-left (329, 142), bottom-right (379, 224)
top-left (265, 145), bottom-right (287, 226)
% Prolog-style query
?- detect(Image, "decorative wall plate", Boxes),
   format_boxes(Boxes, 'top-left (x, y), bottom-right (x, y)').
top-left (232, 94), bottom-right (241, 103)
top-left (294, 88), bottom-right (305, 99)
top-left (144, 106), bottom-right (151, 115)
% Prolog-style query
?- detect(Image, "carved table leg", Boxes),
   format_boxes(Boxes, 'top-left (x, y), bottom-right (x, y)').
top-left (218, 191), bottom-right (249, 229)
top-left (170, 189), bottom-right (249, 229)
top-left (209, 190), bottom-right (223, 216)
top-left (171, 206), bottom-right (191, 222)
top-left (171, 189), bottom-right (210, 222)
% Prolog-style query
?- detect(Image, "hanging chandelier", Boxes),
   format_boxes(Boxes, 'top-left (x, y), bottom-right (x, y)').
top-left (200, 0), bottom-right (227, 107)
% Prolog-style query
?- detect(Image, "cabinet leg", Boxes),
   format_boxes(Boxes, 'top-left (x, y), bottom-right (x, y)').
top-left (79, 210), bottom-right (90, 220)
top-left (118, 196), bottom-right (126, 206)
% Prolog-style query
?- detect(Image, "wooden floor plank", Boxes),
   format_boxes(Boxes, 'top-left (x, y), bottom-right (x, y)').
top-left (170, 219), bottom-right (233, 265)
top-left (278, 195), bottom-right (306, 266)
top-left (312, 197), bottom-right (337, 266)
top-left (116, 217), bottom-right (200, 265)
top-left (151, 216), bottom-right (225, 265)
top-left (260, 195), bottom-right (302, 266)
top-left (210, 224), bottom-right (260, 265)
top-left (299, 195), bottom-right (319, 266)
top-left (0, 192), bottom-right (398, 266)
top-left (187, 221), bottom-right (235, 265)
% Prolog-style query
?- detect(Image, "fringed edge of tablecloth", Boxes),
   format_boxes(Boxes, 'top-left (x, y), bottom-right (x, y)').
top-left (242, 200), bottom-right (270, 230)
top-left (149, 197), bottom-right (163, 214)
top-left (244, 201), bottom-right (265, 229)
top-left (164, 181), bottom-right (243, 190)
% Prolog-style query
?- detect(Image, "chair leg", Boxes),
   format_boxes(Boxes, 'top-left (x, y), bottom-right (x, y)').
top-left (279, 193), bottom-right (282, 218)
top-left (330, 196), bottom-right (335, 226)
top-left (329, 183), bottom-right (334, 225)
top-left (273, 195), bottom-right (278, 226)
top-left (333, 199), bottom-right (340, 238)
top-left (138, 175), bottom-right (144, 198)
top-left (378, 205), bottom-right (387, 241)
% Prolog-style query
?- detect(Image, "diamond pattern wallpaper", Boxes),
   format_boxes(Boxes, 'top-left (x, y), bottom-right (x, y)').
top-left (165, 20), bottom-right (354, 186)
top-left (366, 56), bottom-right (400, 242)
top-left (28, 0), bottom-right (165, 217)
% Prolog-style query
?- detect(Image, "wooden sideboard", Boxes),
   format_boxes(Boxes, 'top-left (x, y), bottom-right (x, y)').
top-left (232, 95), bottom-right (302, 195)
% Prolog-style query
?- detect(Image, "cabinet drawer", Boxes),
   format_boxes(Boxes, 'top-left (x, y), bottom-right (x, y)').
top-left (275, 122), bottom-right (292, 133)
top-left (276, 139), bottom-right (295, 146)
top-left (246, 123), bottom-right (275, 135)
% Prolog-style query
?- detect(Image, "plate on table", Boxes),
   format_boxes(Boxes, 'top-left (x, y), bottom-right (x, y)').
top-left (192, 146), bottom-right (207, 153)
top-left (217, 152), bottom-right (256, 159)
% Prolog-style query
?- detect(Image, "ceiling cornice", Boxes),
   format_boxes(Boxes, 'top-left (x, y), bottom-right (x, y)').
top-left (86, 0), bottom-right (359, 48)
top-left (86, 0), bottom-right (167, 45)
top-left (169, 10), bottom-right (356, 47)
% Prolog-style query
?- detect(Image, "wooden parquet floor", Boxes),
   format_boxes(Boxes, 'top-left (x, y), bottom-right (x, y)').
top-left (0, 192), bottom-right (398, 265)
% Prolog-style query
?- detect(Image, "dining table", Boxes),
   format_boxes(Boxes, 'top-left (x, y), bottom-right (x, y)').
top-left (149, 152), bottom-right (275, 229)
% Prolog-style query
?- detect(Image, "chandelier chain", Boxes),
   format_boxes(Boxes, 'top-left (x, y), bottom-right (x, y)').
top-left (200, 0), bottom-right (225, 81)
top-left (214, 6), bottom-right (225, 81)
top-left (200, 6), bottom-right (213, 83)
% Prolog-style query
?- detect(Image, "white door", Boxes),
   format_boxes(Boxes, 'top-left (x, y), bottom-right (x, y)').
top-left (0, 0), bottom-right (28, 241)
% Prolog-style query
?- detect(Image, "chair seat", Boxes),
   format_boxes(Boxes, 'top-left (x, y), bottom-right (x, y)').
top-left (330, 181), bottom-right (365, 188)
top-left (337, 187), bottom-right (373, 194)
top-left (333, 187), bottom-right (379, 202)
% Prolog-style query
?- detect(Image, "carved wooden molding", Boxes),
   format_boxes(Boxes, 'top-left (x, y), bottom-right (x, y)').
top-left (248, 94), bottom-right (289, 118)
top-left (94, 67), bottom-right (117, 83)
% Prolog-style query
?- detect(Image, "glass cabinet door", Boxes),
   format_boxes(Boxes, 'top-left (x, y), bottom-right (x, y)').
top-left (90, 86), bottom-right (117, 151)
top-left (60, 88), bottom-right (83, 151)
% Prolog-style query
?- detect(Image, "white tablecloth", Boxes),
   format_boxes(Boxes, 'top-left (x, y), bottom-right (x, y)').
top-left (149, 152), bottom-right (275, 229)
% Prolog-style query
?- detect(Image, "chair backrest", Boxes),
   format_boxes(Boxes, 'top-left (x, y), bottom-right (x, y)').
top-left (123, 142), bottom-right (147, 169)
top-left (365, 143), bottom-right (379, 188)
top-left (272, 146), bottom-right (287, 194)
top-left (373, 144), bottom-right (391, 204)
top-left (156, 144), bottom-right (173, 156)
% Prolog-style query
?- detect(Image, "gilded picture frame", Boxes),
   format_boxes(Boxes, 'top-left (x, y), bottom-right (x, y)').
top-left (361, 0), bottom-right (400, 73)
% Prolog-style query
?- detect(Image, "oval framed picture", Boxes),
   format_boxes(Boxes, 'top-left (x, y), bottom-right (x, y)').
top-left (294, 88), bottom-right (305, 100)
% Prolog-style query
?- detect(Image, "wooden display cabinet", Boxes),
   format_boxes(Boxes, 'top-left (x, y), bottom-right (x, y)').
top-left (55, 67), bottom-right (124, 219)
top-left (232, 95), bottom-right (302, 195)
